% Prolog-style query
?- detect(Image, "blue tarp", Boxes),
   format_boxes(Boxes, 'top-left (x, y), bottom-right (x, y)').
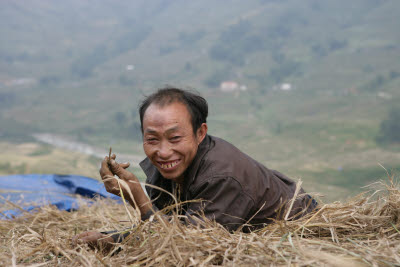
top-left (0, 174), bottom-right (121, 219)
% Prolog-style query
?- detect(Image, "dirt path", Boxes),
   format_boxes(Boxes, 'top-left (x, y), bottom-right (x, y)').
top-left (32, 133), bottom-right (145, 167)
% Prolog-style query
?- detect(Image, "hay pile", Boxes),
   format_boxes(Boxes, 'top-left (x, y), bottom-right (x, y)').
top-left (1, 178), bottom-right (399, 266)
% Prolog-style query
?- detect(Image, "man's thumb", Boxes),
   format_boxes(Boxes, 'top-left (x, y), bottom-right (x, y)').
top-left (119, 162), bottom-right (130, 169)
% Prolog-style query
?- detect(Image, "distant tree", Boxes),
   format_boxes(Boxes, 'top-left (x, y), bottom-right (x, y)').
top-left (275, 122), bottom-right (282, 135)
top-left (179, 30), bottom-right (205, 45)
top-left (16, 52), bottom-right (29, 61)
top-left (269, 60), bottom-right (302, 83)
top-left (110, 110), bottom-right (142, 141)
top-left (204, 70), bottom-right (228, 88)
top-left (71, 26), bottom-right (152, 79)
top-left (126, 122), bottom-right (142, 140)
top-left (113, 26), bottom-right (152, 54)
top-left (114, 112), bottom-right (127, 126)
top-left (0, 92), bottom-right (16, 108)
top-left (204, 74), bottom-right (222, 88)
top-left (268, 24), bottom-right (291, 39)
top-left (311, 44), bottom-right (327, 57)
top-left (362, 64), bottom-right (374, 74)
top-left (79, 126), bottom-right (95, 135)
top-left (241, 35), bottom-right (266, 51)
top-left (131, 109), bottom-right (138, 119)
top-left (363, 75), bottom-right (385, 92)
top-left (220, 20), bottom-right (252, 43)
top-left (271, 51), bottom-right (286, 64)
top-left (159, 45), bottom-right (176, 56)
top-left (119, 75), bottom-right (135, 86)
top-left (70, 60), bottom-right (94, 78)
top-left (328, 39), bottom-right (348, 51)
top-left (209, 44), bottom-right (245, 66)
top-left (376, 107), bottom-right (400, 144)
top-left (208, 20), bottom-right (257, 66)
top-left (39, 75), bottom-right (60, 86)
top-left (184, 62), bottom-right (192, 72)
top-left (389, 71), bottom-right (400, 80)
top-left (70, 45), bottom-right (109, 78)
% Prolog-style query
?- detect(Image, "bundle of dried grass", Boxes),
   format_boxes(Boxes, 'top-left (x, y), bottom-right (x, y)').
top-left (1, 177), bottom-right (399, 266)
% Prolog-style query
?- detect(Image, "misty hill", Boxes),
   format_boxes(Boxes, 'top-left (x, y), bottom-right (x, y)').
top-left (1, 0), bottom-right (399, 200)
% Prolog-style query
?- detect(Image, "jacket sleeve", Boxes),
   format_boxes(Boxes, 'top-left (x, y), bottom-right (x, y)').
top-left (184, 176), bottom-right (255, 232)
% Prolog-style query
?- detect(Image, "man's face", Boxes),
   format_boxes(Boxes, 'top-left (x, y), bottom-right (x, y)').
top-left (142, 102), bottom-right (206, 183)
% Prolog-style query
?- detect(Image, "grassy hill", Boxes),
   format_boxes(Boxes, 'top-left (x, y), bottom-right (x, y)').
top-left (1, 0), bottom-right (400, 201)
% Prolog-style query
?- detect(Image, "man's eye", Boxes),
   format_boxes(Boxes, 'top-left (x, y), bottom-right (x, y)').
top-left (170, 136), bottom-right (181, 141)
top-left (146, 138), bottom-right (157, 142)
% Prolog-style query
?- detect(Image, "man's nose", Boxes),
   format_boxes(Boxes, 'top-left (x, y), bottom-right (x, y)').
top-left (157, 141), bottom-right (172, 159)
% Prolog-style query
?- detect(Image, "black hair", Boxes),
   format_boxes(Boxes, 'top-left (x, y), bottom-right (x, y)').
top-left (139, 87), bottom-right (208, 134)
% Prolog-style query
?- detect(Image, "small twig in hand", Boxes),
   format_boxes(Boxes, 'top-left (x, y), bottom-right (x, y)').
top-left (108, 147), bottom-right (112, 168)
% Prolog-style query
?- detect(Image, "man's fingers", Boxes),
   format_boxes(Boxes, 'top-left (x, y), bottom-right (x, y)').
top-left (100, 157), bottom-right (113, 177)
top-left (101, 156), bottom-right (111, 169)
top-left (120, 162), bottom-right (130, 169)
top-left (80, 236), bottom-right (95, 243)
top-left (109, 160), bottom-right (122, 176)
top-left (109, 160), bottom-right (130, 176)
top-left (109, 160), bottom-right (136, 182)
top-left (72, 231), bottom-right (114, 251)
top-left (72, 231), bottom-right (98, 246)
top-left (101, 157), bottom-right (108, 168)
top-left (72, 235), bottom-right (80, 246)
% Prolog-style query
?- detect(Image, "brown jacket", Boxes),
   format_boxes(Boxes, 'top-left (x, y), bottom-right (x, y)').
top-left (140, 135), bottom-right (316, 231)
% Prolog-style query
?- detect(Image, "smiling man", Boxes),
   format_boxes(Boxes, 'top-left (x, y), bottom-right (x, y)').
top-left (141, 97), bottom-right (206, 184)
top-left (73, 87), bottom-right (317, 247)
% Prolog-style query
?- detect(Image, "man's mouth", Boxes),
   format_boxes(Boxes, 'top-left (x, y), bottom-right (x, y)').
top-left (158, 159), bottom-right (181, 170)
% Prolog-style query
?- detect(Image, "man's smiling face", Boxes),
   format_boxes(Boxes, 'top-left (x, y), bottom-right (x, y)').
top-left (142, 101), bottom-right (207, 183)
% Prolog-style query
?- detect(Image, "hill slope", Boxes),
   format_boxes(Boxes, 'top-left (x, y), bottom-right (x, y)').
top-left (1, 0), bottom-right (400, 200)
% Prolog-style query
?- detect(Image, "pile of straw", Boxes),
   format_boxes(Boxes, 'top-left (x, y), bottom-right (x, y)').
top-left (1, 178), bottom-right (399, 266)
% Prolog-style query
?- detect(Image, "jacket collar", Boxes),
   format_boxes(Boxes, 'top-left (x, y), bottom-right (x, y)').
top-left (182, 134), bottom-right (212, 190)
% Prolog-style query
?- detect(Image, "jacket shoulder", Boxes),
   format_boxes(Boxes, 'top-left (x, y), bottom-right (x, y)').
top-left (191, 136), bottom-right (262, 191)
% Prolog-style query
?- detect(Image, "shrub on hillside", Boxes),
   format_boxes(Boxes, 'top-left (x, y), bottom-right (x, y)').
top-left (0, 92), bottom-right (16, 108)
top-left (112, 111), bottom-right (142, 141)
top-left (209, 20), bottom-right (265, 66)
top-left (363, 74), bottom-right (385, 92)
top-left (178, 30), bottom-right (205, 45)
top-left (268, 60), bottom-right (302, 83)
top-left (376, 107), bottom-right (400, 144)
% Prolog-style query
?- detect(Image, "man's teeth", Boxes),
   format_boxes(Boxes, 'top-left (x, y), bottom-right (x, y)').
top-left (161, 161), bottom-right (178, 169)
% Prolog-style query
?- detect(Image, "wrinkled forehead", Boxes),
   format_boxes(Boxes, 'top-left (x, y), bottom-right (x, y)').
top-left (143, 102), bottom-right (192, 131)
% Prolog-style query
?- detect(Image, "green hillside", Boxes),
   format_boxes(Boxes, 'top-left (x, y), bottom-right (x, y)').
top-left (1, 0), bottom-right (399, 201)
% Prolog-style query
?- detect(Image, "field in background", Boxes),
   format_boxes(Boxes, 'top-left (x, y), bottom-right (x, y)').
top-left (1, 140), bottom-right (398, 202)
top-left (0, 141), bottom-right (147, 185)
top-left (0, 142), bottom-right (100, 178)
top-left (1, 0), bottom-right (400, 202)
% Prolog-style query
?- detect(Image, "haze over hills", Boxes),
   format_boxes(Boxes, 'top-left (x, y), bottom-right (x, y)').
top-left (1, 0), bottom-right (399, 201)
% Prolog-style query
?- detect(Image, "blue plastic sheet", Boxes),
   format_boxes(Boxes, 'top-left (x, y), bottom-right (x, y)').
top-left (0, 174), bottom-right (121, 219)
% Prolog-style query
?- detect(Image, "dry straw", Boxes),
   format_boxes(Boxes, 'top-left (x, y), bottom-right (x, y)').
top-left (1, 176), bottom-right (399, 266)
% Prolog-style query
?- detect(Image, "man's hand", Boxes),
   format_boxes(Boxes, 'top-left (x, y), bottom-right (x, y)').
top-left (100, 154), bottom-right (139, 197)
top-left (72, 231), bottom-right (114, 251)
top-left (99, 153), bottom-right (152, 215)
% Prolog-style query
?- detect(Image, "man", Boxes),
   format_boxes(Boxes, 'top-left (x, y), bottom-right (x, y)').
top-left (73, 87), bottom-right (316, 247)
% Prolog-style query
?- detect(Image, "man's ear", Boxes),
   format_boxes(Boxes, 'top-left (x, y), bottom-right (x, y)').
top-left (196, 123), bottom-right (208, 144)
